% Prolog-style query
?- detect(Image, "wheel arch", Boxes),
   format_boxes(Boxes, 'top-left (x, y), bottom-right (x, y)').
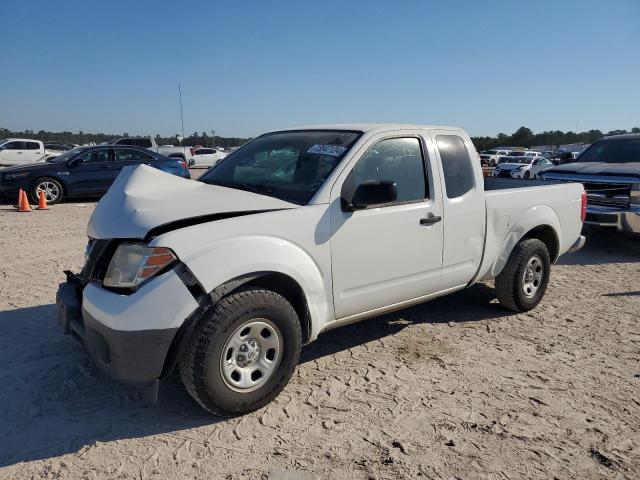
top-left (490, 204), bottom-right (562, 278)
top-left (521, 225), bottom-right (559, 263)
top-left (160, 270), bottom-right (313, 380)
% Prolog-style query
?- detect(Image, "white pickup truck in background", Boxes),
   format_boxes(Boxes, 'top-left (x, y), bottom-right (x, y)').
top-left (56, 124), bottom-right (586, 416)
top-left (0, 138), bottom-right (46, 165)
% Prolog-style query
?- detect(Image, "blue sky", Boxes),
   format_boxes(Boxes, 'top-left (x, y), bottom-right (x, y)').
top-left (1, 0), bottom-right (639, 138)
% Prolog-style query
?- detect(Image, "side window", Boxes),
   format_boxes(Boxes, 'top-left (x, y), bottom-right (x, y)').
top-left (77, 149), bottom-right (109, 163)
top-left (5, 141), bottom-right (24, 150)
top-left (437, 135), bottom-right (475, 198)
top-left (350, 137), bottom-right (427, 203)
top-left (26, 142), bottom-right (41, 150)
top-left (114, 148), bottom-right (152, 161)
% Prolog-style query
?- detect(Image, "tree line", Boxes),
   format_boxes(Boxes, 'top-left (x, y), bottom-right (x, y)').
top-left (3, 126), bottom-right (640, 152)
top-left (0, 128), bottom-right (251, 149)
top-left (471, 126), bottom-right (640, 152)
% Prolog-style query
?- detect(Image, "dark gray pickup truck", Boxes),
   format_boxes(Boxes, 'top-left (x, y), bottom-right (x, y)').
top-left (541, 134), bottom-right (640, 234)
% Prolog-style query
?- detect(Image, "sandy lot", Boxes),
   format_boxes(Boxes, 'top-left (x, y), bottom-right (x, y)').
top-left (0, 192), bottom-right (639, 479)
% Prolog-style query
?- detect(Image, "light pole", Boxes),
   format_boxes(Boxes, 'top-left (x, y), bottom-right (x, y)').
top-left (210, 130), bottom-right (215, 148)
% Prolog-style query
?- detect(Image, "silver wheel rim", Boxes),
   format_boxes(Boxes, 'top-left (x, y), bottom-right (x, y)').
top-left (36, 182), bottom-right (60, 202)
top-left (220, 319), bottom-right (283, 393)
top-left (522, 255), bottom-right (544, 298)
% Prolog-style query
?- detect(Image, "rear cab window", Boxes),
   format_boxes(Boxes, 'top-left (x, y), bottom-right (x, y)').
top-left (436, 135), bottom-right (475, 198)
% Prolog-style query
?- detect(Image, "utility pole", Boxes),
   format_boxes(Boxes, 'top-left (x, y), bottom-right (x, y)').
top-left (178, 83), bottom-right (185, 148)
top-left (211, 130), bottom-right (215, 148)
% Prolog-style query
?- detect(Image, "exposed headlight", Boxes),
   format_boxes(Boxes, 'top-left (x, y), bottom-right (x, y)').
top-left (4, 172), bottom-right (30, 180)
top-left (103, 243), bottom-right (177, 289)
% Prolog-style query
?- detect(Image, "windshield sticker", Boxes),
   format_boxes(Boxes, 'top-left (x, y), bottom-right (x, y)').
top-left (307, 144), bottom-right (347, 157)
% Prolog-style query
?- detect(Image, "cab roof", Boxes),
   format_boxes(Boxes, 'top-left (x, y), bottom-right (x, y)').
top-left (272, 123), bottom-right (463, 134)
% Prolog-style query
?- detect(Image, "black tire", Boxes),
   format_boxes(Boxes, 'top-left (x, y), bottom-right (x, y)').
top-left (30, 177), bottom-right (64, 204)
top-left (523, 171), bottom-right (531, 180)
top-left (495, 238), bottom-right (550, 312)
top-left (179, 287), bottom-right (302, 416)
top-left (490, 160), bottom-right (496, 167)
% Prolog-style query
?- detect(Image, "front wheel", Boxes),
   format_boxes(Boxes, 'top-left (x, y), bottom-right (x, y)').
top-left (523, 171), bottom-right (531, 180)
top-left (495, 238), bottom-right (550, 312)
top-left (31, 177), bottom-right (64, 204)
top-left (179, 287), bottom-right (301, 416)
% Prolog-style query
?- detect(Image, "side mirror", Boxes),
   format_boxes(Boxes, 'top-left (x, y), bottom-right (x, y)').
top-left (344, 180), bottom-right (397, 210)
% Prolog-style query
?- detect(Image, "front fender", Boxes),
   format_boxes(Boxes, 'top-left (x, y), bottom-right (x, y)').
top-left (155, 235), bottom-right (331, 341)
top-left (491, 205), bottom-right (561, 277)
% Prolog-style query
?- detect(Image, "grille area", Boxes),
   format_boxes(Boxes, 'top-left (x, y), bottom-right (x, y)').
top-left (583, 182), bottom-right (631, 208)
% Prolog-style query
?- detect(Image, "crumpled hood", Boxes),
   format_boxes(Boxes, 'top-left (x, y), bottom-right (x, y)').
top-left (545, 162), bottom-right (640, 179)
top-left (87, 164), bottom-right (298, 239)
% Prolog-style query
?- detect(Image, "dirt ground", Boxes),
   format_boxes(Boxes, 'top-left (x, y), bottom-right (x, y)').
top-left (0, 190), bottom-right (639, 479)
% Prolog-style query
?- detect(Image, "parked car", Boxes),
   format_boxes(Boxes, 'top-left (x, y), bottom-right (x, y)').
top-left (43, 142), bottom-right (74, 159)
top-left (480, 149), bottom-right (511, 166)
top-left (0, 145), bottom-right (190, 204)
top-left (493, 156), bottom-right (554, 179)
top-left (56, 124), bottom-right (585, 415)
top-left (496, 150), bottom-right (544, 165)
top-left (112, 137), bottom-right (195, 163)
top-left (189, 147), bottom-right (227, 167)
top-left (0, 139), bottom-right (46, 165)
top-left (540, 133), bottom-right (640, 235)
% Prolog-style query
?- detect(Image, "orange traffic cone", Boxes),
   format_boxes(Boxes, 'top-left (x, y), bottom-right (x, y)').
top-left (36, 190), bottom-right (49, 210)
top-left (17, 189), bottom-right (32, 212)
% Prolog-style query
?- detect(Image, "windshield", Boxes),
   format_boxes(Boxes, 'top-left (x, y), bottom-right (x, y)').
top-left (507, 151), bottom-right (526, 157)
top-left (577, 139), bottom-right (640, 163)
top-left (485, 150), bottom-right (497, 154)
top-left (199, 130), bottom-right (361, 204)
top-left (46, 147), bottom-right (84, 163)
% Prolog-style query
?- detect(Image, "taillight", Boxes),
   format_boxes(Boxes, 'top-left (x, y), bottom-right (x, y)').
top-left (190, 147), bottom-right (195, 156)
top-left (179, 160), bottom-right (187, 169)
top-left (580, 190), bottom-right (587, 222)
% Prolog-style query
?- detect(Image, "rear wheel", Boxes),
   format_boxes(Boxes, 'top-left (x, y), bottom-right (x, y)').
top-left (179, 287), bottom-right (301, 416)
top-left (496, 238), bottom-right (550, 312)
top-left (31, 177), bottom-right (64, 204)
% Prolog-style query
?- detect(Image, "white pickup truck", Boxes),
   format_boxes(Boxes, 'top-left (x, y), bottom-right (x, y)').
top-left (56, 124), bottom-right (586, 415)
top-left (0, 138), bottom-right (46, 165)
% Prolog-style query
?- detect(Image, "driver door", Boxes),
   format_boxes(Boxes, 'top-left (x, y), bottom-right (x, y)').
top-left (329, 133), bottom-right (444, 320)
top-left (67, 148), bottom-right (114, 196)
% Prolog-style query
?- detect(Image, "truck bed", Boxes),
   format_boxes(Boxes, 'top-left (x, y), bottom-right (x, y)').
top-left (484, 177), bottom-right (557, 191)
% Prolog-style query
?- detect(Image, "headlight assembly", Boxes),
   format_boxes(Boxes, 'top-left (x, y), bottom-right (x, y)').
top-left (103, 243), bottom-right (177, 289)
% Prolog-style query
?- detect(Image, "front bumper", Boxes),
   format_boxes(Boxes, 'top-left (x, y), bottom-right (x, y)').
top-left (0, 181), bottom-right (26, 200)
top-left (56, 268), bottom-right (199, 399)
top-left (584, 204), bottom-right (640, 234)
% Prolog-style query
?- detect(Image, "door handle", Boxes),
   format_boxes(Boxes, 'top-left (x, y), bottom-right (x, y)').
top-left (420, 214), bottom-right (442, 226)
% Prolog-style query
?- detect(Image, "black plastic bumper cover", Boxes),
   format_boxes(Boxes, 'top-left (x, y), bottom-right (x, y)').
top-left (56, 280), bottom-right (179, 400)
